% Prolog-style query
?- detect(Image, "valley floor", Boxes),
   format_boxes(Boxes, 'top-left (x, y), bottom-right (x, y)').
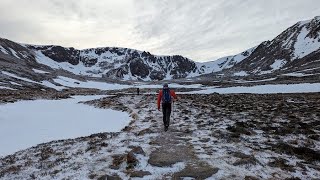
top-left (0, 91), bottom-right (320, 179)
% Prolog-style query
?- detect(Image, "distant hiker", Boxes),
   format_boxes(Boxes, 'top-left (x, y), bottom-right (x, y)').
top-left (157, 83), bottom-right (177, 131)
top-left (137, 88), bottom-right (140, 95)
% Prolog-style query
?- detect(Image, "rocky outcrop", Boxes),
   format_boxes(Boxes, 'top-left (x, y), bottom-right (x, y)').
top-left (28, 45), bottom-right (79, 65)
top-left (129, 58), bottom-right (150, 78)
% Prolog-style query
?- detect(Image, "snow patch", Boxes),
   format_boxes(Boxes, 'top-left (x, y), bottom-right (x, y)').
top-left (10, 81), bottom-right (22, 86)
top-left (0, 45), bottom-right (8, 54)
top-left (234, 78), bottom-right (277, 83)
top-left (258, 60), bottom-right (286, 74)
top-left (32, 69), bottom-right (49, 74)
top-left (41, 81), bottom-right (65, 91)
top-left (233, 71), bottom-right (248, 76)
top-left (135, 83), bottom-right (203, 89)
top-left (196, 46), bottom-right (257, 75)
top-left (270, 59), bottom-right (286, 70)
top-left (294, 27), bottom-right (320, 59)
top-left (185, 83), bottom-right (320, 94)
top-left (2, 71), bottom-right (38, 84)
top-left (53, 76), bottom-right (131, 90)
top-left (9, 48), bottom-right (20, 59)
top-left (2, 71), bottom-right (66, 90)
top-left (0, 86), bottom-right (16, 90)
top-left (282, 72), bottom-right (307, 77)
top-left (0, 95), bottom-right (131, 157)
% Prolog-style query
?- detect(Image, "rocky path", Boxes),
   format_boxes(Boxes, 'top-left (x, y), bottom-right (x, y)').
top-left (0, 93), bottom-right (320, 179)
top-left (96, 94), bottom-right (220, 179)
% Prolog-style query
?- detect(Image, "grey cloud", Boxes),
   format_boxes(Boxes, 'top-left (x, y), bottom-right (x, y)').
top-left (0, 0), bottom-right (319, 61)
top-left (132, 0), bottom-right (320, 61)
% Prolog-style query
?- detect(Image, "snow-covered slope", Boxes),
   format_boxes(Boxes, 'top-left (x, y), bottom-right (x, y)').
top-left (1, 16), bottom-right (320, 84)
top-left (196, 46), bottom-right (257, 75)
top-left (227, 16), bottom-right (320, 77)
top-left (27, 45), bottom-right (200, 81)
top-left (0, 37), bottom-right (206, 82)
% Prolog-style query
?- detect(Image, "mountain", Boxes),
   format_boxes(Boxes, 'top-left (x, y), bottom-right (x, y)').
top-left (222, 16), bottom-right (320, 77)
top-left (196, 46), bottom-right (257, 75)
top-left (1, 16), bottom-right (320, 89)
top-left (26, 45), bottom-right (202, 81)
top-left (0, 34), bottom-right (257, 83)
top-left (0, 38), bottom-right (206, 83)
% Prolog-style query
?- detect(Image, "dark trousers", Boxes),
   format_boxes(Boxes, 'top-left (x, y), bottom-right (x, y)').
top-left (162, 103), bottom-right (172, 127)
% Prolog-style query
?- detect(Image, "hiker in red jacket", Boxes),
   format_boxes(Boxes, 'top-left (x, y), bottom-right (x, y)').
top-left (157, 83), bottom-right (177, 131)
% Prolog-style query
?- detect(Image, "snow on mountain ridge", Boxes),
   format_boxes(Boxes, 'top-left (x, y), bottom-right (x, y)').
top-left (1, 16), bottom-right (320, 82)
top-left (196, 46), bottom-right (257, 74)
top-left (224, 16), bottom-right (320, 76)
top-left (27, 44), bottom-right (200, 80)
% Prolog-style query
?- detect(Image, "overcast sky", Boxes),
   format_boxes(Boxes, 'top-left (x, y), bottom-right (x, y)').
top-left (0, 0), bottom-right (319, 62)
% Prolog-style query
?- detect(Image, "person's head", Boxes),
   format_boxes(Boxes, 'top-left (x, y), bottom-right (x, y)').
top-left (163, 83), bottom-right (169, 89)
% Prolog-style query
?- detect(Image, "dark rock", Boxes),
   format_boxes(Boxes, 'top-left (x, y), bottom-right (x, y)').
top-left (137, 128), bottom-right (154, 136)
top-left (226, 121), bottom-right (254, 136)
top-left (81, 57), bottom-right (98, 67)
top-left (129, 146), bottom-right (145, 156)
top-left (199, 138), bottom-right (210, 143)
top-left (245, 176), bottom-right (260, 180)
top-left (0, 165), bottom-right (22, 178)
top-left (285, 177), bottom-right (301, 180)
top-left (233, 157), bottom-right (257, 166)
top-left (272, 143), bottom-right (320, 162)
top-left (148, 145), bottom-right (194, 167)
top-left (170, 55), bottom-right (197, 79)
top-left (150, 70), bottom-right (165, 80)
top-left (110, 154), bottom-right (126, 170)
top-left (268, 158), bottom-right (295, 172)
top-left (38, 46), bottom-right (79, 65)
top-left (129, 58), bottom-right (150, 78)
top-left (232, 152), bottom-right (258, 166)
top-left (173, 162), bottom-right (219, 179)
top-left (126, 152), bottom-right (138, 169)
top-left (97, 174), bottom-right (121, 180)
top-left (129, 170), bottom-right (151, 177)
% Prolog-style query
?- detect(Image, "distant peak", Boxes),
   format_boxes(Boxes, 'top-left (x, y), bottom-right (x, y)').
top-left (298, 16), bottom-right (320, 26)
top-left (298, 19), bottom-right (312, 26)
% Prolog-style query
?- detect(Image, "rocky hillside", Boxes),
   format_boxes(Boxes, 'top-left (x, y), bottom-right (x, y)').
top-left (196, 46), bottom-right (257, 75)
top-left (0, 36), bottom-right (258, 84)
top-left (0, 38), bottom-right (206, 82)
top-left (27, 45), bottom-right (202, 80)
top-left (1, 16), bottom-right (320, 85)
top-left (222, 16), bottom-right (320, 77)
top-left (2, 37), bottom-right (226, 81)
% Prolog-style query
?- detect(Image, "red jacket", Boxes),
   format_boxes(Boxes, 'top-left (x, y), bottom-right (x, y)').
top-left (157, 89), bottom-right (177, 109)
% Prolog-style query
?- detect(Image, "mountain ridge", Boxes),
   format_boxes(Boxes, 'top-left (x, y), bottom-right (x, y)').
top-left (0, 16), bottom-right (320, 87)
top-left (221, 16), bottom-right (320, 77)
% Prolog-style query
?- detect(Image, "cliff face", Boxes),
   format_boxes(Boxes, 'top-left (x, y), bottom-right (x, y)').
top-left (26, 45), bottom-right (200, 80)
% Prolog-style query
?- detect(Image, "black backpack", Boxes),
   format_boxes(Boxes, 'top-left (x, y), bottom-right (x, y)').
top-left (162, 88), bottom-right (172, 103)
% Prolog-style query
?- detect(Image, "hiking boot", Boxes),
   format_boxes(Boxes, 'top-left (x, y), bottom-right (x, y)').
top-left (164, 126), bottom-right (168, 132)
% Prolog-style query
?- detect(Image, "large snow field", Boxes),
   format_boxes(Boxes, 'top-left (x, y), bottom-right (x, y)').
top-left (184, 82), bottom-right (320, 94)
top-left (0, 95), bottom-right (131, 157)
